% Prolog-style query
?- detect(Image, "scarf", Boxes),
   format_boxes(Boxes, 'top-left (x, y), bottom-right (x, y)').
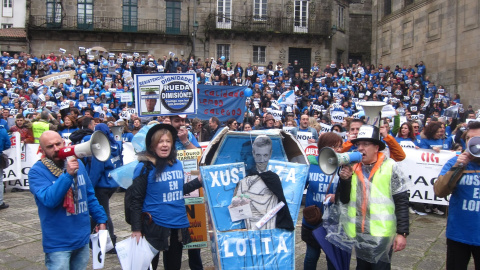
top-left (41, 158), bottom-right (77, 214)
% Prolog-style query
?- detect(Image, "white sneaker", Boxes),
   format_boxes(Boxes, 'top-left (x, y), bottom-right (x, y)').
top-left (409, 207), bottom-right (415, 214)
top-left (433, 208), bottom-right (445, 216)
top-left (424, 206), bottom-right (432, 213)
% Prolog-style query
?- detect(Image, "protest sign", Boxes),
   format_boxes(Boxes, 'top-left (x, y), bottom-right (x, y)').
top-left (35, 70), bottom-right (76, 87)
top-left (201, 160), bottom-right (308, 269)
top-left (268, 109), bottom-right (283, 121)
top-left (120, 92), bottom-right (133, 103)
top-left (331, 111), bottom-right (345, 123)
top-left (194, 85), bottom-right (247, 123)
top-left (397, 148), bottom-right (456, 205)
top-left (134, 73), bottom-right (197, 117)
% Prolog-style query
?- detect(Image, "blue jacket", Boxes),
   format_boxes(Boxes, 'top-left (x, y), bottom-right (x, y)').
top-left (0, 126), bottom-right (11, 152)
top-left (28, 161), bottom-right (107, 253)
top-left (89, 141), bottom-right (122, 188)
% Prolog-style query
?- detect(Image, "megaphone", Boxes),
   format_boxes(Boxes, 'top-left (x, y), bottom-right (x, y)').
top-left (111, 126), bottom-right (124, 142)
top-left (58, 131), bottom-right (111, 162)
top-left (361, 101), bottom-right (387, 128)
top-left (318, 147), bottom-right (363, 175)
top-left (466, 136), bottom-right (480, 157)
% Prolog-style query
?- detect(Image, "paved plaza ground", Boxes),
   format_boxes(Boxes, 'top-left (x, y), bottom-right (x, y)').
top-left (0, 190), bottom-right (475, 270)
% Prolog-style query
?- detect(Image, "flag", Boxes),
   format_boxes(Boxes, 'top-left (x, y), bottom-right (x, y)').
top-left (278, 90), bottom-right (296, 105)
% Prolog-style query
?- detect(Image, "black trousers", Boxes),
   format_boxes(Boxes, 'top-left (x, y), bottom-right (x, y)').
top-left (151, 229), bottom-right (184, 270)
top-left (447, 238), bottom-right (480, 270)
top-left (356, 258), bottom-right (391, 270)
top-left (91, 187), bottom-right (117, 244)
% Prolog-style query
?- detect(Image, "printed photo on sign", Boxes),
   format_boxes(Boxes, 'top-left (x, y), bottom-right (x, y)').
top-left (134, 73), bottom-right (197, 117)
top-left (139, 86), bottom-right (161, 115)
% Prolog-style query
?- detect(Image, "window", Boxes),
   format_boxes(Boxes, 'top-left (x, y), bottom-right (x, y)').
top-left (46, 0), bottom-right (62, 27)
top-left (78, 0), bottom-right (93, 30)
top-left (2, 0), bottom-right (12, 17)
top-left (217, 44), bottom-right (230, 62)
top-left (384, 0), bottom-right (392, 16)
top-left (122, 0), bottom-right (137, 32)
top-left (1, 24), bottom-right (12, 28)
top-left (338, 5), bottom-right (345, 30)
top-left (166, 1), bottom-right (181, 34)
top-left (253, 46), bottom-right (266, 63)
top-left (294, 0), bottom-right (308, 33)
top-left (253, 0), bottom-right (267, 20)
top-left (217, 0), bottom-right (232, 29)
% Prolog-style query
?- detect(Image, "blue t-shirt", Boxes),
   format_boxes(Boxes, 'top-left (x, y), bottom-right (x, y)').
top-left (303, 156), bottom-right (338, 228)
top-left (134, 160), bottom-right (189, 228)
top-left (419, 138), bottom-right (451, 150)
top-left (439, 157), bottom-right (480, 245)
top-left (395, 137), bottom-right (419, 149)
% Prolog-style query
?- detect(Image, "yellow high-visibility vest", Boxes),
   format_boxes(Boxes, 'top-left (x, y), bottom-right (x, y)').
top-left (345, 158), bottom-right (396, 238)
top-left (32, 121), bottom-right (50, 143)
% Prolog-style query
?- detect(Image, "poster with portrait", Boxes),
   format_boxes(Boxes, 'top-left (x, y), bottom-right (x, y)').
top-left (134, 73), bottom-right (197, 117)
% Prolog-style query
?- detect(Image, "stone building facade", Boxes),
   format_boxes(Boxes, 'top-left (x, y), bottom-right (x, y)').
top-left (371, 0), bottom-right (480, 107)
top-left (26, 0), bottom-right (353, 72)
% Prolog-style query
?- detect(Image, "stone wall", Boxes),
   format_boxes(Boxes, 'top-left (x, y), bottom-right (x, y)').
top-left (371, 0), bottom-right (480, 108)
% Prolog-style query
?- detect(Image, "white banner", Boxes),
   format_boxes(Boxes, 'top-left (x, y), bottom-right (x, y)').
top-left (398, 148), bottom-right (456, 205)
top-left (331, 111), bottom-right (345, 123)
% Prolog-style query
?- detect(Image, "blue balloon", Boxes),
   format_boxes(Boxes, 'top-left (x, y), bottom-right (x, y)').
top-left (221, 56), bottom-right (225, 61)
top-left (97, 79), bottom-right (101, 83)
top-left (103, 60), bottom-right (108, 66)
top-left (244, 88), bottom-right (253, 97)
top-left (81, 73), bottom-right (87, 79)
top-left (141, 61), bottom-right (145, 65)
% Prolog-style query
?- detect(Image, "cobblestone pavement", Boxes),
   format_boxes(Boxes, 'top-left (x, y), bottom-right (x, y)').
top-left (0, 190), bottom-right (474, 270)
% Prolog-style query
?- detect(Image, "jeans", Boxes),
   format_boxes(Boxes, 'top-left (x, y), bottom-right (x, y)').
top-left (45, 243), bottom-right (90, 270)
top-left (304, 244), bottom-right (336, 270)
top-left (91, 187), bottom-right (117, 244)
top-left (447, 238), bottom-right (480, 270)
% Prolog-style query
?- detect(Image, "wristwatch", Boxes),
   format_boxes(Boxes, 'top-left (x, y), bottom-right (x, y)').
top-left (182, 140), bottom-right (191, 147)
top-left (398, 233), bottom-right (408, 238)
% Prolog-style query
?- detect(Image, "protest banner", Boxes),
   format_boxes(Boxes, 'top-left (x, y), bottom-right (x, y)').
top-left (267, 109), bottom-right (283, 121)
top-left (177, 148), bottom-right (208, 249)
top-left (331, 111), bottom-right (345, 123)
top-left (194, 85), bottom-right (247, 123)
top-left (119, 92), bottom-right (133, 103)
top-left (201, 160), bottom-right (308, 269)
top-left (134, 73), bottom-right (197, 117)
top-left (4, 141), bottom-right (42, 191)
top-left (34, 70), bottom-right (76, 86)
top-left (397, 148), bottom-right (456, 205)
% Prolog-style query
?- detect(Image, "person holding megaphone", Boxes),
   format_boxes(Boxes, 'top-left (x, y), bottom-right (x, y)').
top-left (28, 131), bottom-right (108, 269)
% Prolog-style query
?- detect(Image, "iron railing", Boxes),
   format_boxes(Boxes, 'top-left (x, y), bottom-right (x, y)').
top-left (205, 13), bottom-right (330, 35)
top-left (29, 15), bottom-right (189, 35)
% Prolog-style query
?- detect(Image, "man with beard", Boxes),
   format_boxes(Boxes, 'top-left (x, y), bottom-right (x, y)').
top-left (28, 131), bottom-right (107, 269)
top-left (9, 114), bottom-right (34, 143)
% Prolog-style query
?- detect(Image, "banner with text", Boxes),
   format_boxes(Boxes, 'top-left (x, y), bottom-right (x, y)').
top-left (193, 85), bottom-right (247, 123)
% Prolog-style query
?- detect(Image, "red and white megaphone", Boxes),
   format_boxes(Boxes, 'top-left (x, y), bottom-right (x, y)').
top-left (58, 131), bottom-right (111, 162)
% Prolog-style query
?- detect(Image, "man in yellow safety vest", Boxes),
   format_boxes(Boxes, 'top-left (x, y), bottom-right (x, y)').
top-left (337, 124), bottom-right (410, 269)
top-left (32, 110), bottom-right (59, 143)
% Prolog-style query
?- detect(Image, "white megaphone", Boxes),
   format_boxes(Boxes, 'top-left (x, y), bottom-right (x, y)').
top-left (361, 101), bottom-right (387, 128)
top-left (58, 131), bottom-right (111, 162)
top-left (318, 147), bottom-right (363, 175)
top-left (466, 136), bottom-right (480, 157)
top-left (111, 126), bottom-right (124, 142)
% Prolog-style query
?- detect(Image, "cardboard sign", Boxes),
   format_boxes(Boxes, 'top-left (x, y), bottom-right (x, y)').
top-left (331, 111), bottom-right (345, 123)
top-left (134, 73), bottom-right (197, 117)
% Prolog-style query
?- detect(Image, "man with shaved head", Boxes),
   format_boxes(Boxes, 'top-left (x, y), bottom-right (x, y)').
top-left (29, 131), bottom-right (107, 270)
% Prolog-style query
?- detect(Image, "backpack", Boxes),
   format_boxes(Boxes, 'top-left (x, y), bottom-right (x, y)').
top-left (124, 161), bottom-right (153, 225)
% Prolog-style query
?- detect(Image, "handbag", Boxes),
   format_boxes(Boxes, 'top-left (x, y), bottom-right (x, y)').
top-left (303, 173), bottom-right (336, 226)
top-left (0, 153), bottom-right (9, 170)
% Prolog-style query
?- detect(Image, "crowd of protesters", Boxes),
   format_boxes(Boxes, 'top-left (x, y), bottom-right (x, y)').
top-left (1, 49), bottom-right (478, 270)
